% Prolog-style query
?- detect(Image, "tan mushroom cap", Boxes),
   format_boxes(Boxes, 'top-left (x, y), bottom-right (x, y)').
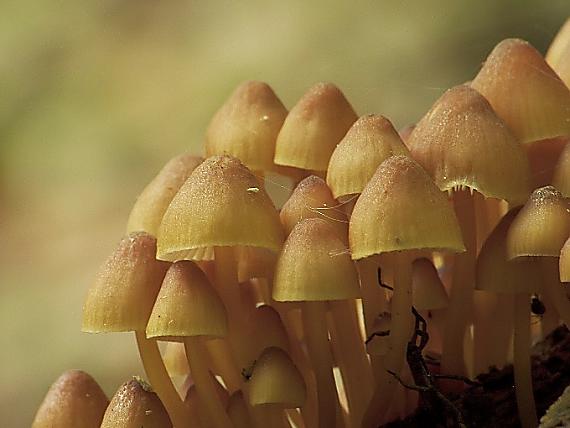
top-left (349, 155), bottom-right (465, 260)
top-left (561, 237), bottom-right (570, 282)
top-left (274, 82), bottom-right (357, 171)
top-left (412, 258), bottom-right (449, 310)
top-left (101, 378), bottom-right (172, 428)
top-left (553, 141), bottom-right (570, 196)
top-left (273, 218), bottom-right (360, 302)
top-left (472, 38), bottom-right (570, 144)
top-left (280, 175), bottom-right (347, 240)
top-left (126, 154), bottom-right (203, 236)
top-left (407, 84), bottom-right (530, 206)
top-left (507, 186), bottom-right (570, 259)
top-left (242, 305), bottom-right (290, 366)
top-left (546, 18), bottom-right (570, 87)
top-left (32, 370), bottom-right (109, 428)
top-left (146, 261), bottom-right (227, 340)
top-left (157, 156), bottom-right (284, 261)
top-left (326, 114), bottom-right (409, 199)
top-left (82, 232), bottom-right (169, 333)
top-left (205, 81), bottom-right (288, 172)
top-left (477, 208), bottom-right (541, 294)
top-left (248, 347), bottom-right (306, 408)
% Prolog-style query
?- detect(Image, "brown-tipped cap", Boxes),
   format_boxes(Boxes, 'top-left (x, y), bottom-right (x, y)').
top-left (146, 261), bottom-right (227, 339)
top-left (227, 391), bottom-right (254, 428)
top-left (553, 140), bottom-right (570, 196)
top-left (412, 258), bottom-right (449, 310)
top-left (274, 82), bottom-right (357, 171)
top-left (546, 18), bottom-right (570, 87)
top-left (32, 370), bottom-right (109, 428)
top-left (248, 347), bottom-right (306, 408)
top-left (163, 342), bottom-right (189, 377)
top-left (472, 38), bottom-right (570, 143)
top-left (507, 186), bottom-right (570, 259)
top-left (273, 218), bottom-right (360, 302)
top-left (561, 237), bottom-right (570, 282)
top-left (82, 232), bottom-right (169, 333)
top-left (349, 156), bottom-right (465, 260)
top-left (280, 175), bottom-right (348, 240)
top-left (101, 378), bottom-right (172, 428)
top-left (205, 81), bottom-right (288, 171)
top-left (157, 156), bottom-right (284, 261)
top-left (237, 247), bottom-right (277, 282)
top-left (326, 114), bottom-right (410, 199)
top-left (477, 209), bottom-right (541, 294)
top-left (407, 84), bottom-right (530, 206)
top-left (126, 154), bottom-right (203, 236)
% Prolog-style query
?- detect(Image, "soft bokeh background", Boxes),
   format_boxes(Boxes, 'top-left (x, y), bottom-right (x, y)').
top-left (1, 0), bottom-right (568, 425)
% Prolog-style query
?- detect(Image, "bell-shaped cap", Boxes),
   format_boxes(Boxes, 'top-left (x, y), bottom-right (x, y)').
top-left (248, 347), bottom-right (306, 408)
top-left (205, 81), bottom-right (288, 172)
top-left (163, 342), bottom-right (189, 377)
top-left (326, 114), bottom-right (409, 199)
top-left (126, 154), bottom-right (203, 236)
top-left (407, 84), bottom-right (530, 206)
top-left (82, 232), bottom-right (169, 333)
top-left (553, 141), bottom-right (570, 196)
top-left (349, 156), bottom-right (465, 260)
top-left (273, 218), bottom-right (360, 302)
top-left (101, 378), bottom-right (172, 428)
top-left (546, 18), bottom-right (570, 87)
top-left (507, 186), bottom-right (570, 259)
top-left (146, 261), bottom-right (227, 339)
top-left (237, 247), bottom-right (277, 282)
top-left (32, 370), bottom-right (109, 428)
top-left (561, 237), bottom-right (570, 282)
top-left (477, 209), bottom-right (541, 294)
top-left (274, 82), bottom-right (357, 171)
top-left (242, 305), bottom-right (290, 366)
top-left (472, 38), bottom-right (570, 143)
top-left (412, 258), bottom-right (449, 310)
top-left (157, 156), bottom-right (284, 261)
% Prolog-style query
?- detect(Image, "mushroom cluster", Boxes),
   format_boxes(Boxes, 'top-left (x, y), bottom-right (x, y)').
top-left (33, 21), bottom-right (570, 428)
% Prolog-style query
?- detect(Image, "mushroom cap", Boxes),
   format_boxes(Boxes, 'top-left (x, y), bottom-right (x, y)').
top-left (157, 155), bottom-right (284, 261)
top-left (241, 305), bottom-right (290, 366)
top-left (407, 84), bottom-right (530, 206)
top-left (507, 186), bottom-right (570, 259)
top-left (205, 81), bottom-right (288, 172)
top-left (82, 232), bottom-right (169, 333)
top-left (146, 261), bottom-right (227, 339)
top-left (32, 370), bottom-right (109, 428)
top-left (274, 82), bottom-right (357, 171)
top-left (349, 155), bottom-right (465, 260)
top-left (561, 237), bottom-right (570, 282)
top-left (248, 347), bottom-right (306, 408)
top-left (472, 38), bottom-right (570, 143)
top-left (280, 175), bottom-right (348, 240)
top-left (126, 154), bottom-right (203, 236)
top-left (477, 208), bottom-right (541, 294)
top-left (101, 378), bottom-right (172, 428)
top-left (546, 18), bottom-right (570, 87)
top-left (412, 258), bottom-right (449, 310)
top-left (553, 140), bottom-right (570, 197)
top-left (273, 218), bottom-right (360, 302)
top-left (326, 114), bottom-right (409, 199)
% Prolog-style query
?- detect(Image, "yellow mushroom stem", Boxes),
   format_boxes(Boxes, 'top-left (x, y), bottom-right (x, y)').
top-left (539, 290), bottom-right (560, 338)
top-left (205, 339), bottom-right (242, 393)
top-left (357, 257), bottom-right (387, 334)
top-left (135, 332), bottom-right (188, 427)
top-left (251, 405), bottom-right (288, 428)
top-left (542, 258), bottom-right (570, 327)
top-left (227, 392), bottom-right (254, 428)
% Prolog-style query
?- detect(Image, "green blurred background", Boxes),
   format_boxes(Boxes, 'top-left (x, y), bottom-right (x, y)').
top-left (1, 0), bottom-right (568, 425)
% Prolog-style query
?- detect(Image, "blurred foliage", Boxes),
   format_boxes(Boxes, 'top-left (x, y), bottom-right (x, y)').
top-left (1, 0), bottom-right (568, 426)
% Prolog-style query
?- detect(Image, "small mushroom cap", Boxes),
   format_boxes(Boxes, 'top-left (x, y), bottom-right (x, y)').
top-left (280, 175), bottom-right (348, 240)
top-left (412, 258), bottom-right (449, 310)
top-left (507, 186), bottom-right (570, 259)
top-left (546, 18), bottom-right (570, 87)
top-left (472, 38), bottom-right (570, 143)
top-left (273, 218), bottom-right (360, 302)
top-left (100, 378), bottom-right (172, 428)
top-left (248, 347), bottom-right (306, 408)
top-left (32, 370), bottom-right (109, 428)
top-left (205, 81), bottom-right (288, 172)
top-left (146, 261), bottom-right (227, 339)
top-left (560, 237), bottom-right (570, 282)
top-left (553, 140), bottom-right (570, 197)
top-left (349, 155), bottom-right (465, 260)
top-left (82, 232), bottom-right (169, 333)
top-left (477, 208), bottom-right (541, 294)
top-left (126, 154), bottom-right (203, 236)
top-left (157, 156), bottom-right (284, 261)
top-left (326, 114), bottom-right (409, 199)
top-left (274, 82), bottom-right (357, 171)
top-left (407, 84), bottom-right (530, 206)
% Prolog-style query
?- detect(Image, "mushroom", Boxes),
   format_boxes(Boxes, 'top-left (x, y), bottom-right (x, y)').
top-left (185, 374), bottom-right (230, 428)
top-left (561, 237), bottom-right (570, 282)
top-left (227, 391), bottom-right (254, 428)
top-left (553, 141), bottom-right (570, 196)
top-left (546, 17), bottom-right (570, 88)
